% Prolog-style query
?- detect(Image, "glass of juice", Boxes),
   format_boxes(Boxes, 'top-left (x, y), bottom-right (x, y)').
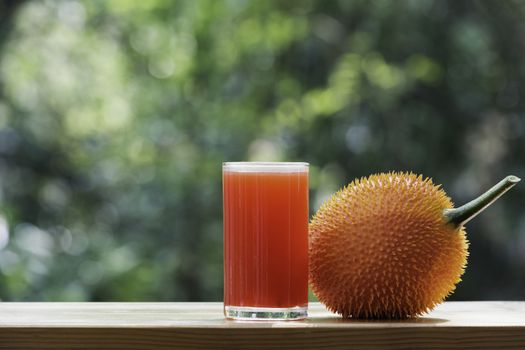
top-left (223, 162), bottom-right (309, 320)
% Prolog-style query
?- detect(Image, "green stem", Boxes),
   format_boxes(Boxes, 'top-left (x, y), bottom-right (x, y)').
top-left (444, 175), bottom-right (520, 227)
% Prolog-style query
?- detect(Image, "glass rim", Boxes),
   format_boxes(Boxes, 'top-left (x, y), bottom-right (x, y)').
top-left (223, 161), bottom-right (309, 173)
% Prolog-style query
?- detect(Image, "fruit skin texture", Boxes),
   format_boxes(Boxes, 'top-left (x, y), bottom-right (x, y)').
top-left (309, 172), bottom-right (468, 319)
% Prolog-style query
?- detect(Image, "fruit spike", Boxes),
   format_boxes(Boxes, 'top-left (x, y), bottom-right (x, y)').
top-left (309, 172), bottom-right (520, 319)
top-left (444, 175), bottom-right (521, 227)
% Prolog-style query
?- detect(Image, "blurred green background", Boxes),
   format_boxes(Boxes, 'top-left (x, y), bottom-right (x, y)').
top-left (0, 0), bottom-right (523, 302)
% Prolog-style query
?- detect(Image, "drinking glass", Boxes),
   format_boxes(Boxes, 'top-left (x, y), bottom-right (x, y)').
top-left (223, 162), bottom-right (309, 320)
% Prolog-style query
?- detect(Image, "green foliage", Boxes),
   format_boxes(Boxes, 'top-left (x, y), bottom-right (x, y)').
top-left (0, 0), bottom-right (523, 301)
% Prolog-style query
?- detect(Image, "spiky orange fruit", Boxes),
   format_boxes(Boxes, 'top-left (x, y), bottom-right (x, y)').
top-left (309, 172), bottom-right (519, 319)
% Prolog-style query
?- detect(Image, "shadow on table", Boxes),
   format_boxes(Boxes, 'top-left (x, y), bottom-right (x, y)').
top-left (307, 317), bottom-right (449, 325)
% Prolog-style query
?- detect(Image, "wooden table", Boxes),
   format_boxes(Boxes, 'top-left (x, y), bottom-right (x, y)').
top-left (0, 302), bottom-right (523, 349)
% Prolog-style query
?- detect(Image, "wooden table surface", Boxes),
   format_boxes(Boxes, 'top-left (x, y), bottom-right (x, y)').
top-left (0, 301), bottom-right (523, 349)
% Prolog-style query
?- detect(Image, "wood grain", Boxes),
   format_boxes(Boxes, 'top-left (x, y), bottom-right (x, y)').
top-left (0, 302), bottom-right (523, 349)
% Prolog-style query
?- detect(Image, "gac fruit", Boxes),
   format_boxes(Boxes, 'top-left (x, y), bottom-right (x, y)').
top-left (309, 172), bottom-right (519, 319)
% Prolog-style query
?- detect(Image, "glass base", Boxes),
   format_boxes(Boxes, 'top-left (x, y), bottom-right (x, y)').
top-left (224, 305), bottom-right (307, 321)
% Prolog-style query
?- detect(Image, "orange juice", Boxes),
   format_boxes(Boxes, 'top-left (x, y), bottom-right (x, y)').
top-left (223, 162), bottom-right (309, 320)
